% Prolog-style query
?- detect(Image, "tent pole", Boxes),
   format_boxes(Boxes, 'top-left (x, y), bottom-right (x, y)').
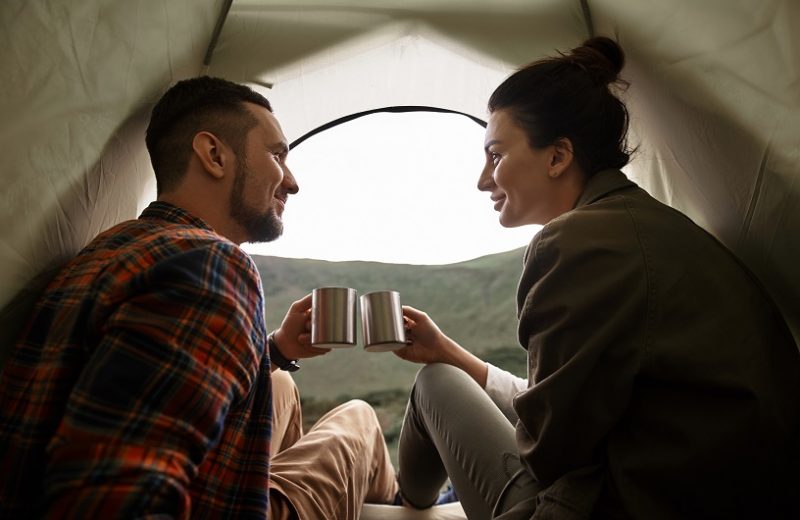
top-left (204, 0), bottom-right (234, 67)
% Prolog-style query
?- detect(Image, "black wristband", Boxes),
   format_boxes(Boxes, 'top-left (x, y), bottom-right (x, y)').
top-left (268, 332), bottom-right (300, 372)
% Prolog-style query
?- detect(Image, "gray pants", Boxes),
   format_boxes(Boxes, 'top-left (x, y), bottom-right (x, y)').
top-left (398, 363), bottom-right (540, 519)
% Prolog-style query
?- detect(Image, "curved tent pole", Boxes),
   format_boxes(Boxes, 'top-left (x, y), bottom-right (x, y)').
top-left (289, 106), bottom-right (487, 150)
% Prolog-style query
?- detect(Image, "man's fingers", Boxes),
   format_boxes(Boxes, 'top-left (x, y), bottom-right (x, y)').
top-left (306, 346), bottom-right (331, 357)
top-left (290, 293), bottom-right (313, 312)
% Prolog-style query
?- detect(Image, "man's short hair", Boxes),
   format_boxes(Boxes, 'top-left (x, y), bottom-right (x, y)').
top-left (145, 76), bottom-right (273, 194)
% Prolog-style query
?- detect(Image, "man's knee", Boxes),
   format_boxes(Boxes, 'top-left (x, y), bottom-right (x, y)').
top-left (321, 399), bottom-right (384, 446)
top-left (337, 399), bottom-right (379, 424)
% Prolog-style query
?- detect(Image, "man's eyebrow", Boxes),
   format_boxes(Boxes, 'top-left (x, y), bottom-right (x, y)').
top-left (484, 139), bottom-right (500, 151)
top-left (269, 141), bottom-right (289, 154)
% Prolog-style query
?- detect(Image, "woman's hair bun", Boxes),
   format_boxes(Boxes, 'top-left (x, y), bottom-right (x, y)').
top-left (567, 36), bottom-right (625, 86)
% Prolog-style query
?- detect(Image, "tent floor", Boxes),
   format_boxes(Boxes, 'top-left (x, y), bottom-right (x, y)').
top-left (361, 501), bottom-right (466, 519)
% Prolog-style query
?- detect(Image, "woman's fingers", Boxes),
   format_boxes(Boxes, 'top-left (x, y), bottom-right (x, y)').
top-left (402, 305), bottom-right (428, 322)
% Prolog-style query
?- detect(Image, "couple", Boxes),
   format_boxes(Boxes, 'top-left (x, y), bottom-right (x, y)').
top-left (1, 36), bottom-right (798, 519)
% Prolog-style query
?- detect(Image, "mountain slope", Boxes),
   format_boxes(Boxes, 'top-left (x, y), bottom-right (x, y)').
top-left (253, 247), bottom-right (529, 398)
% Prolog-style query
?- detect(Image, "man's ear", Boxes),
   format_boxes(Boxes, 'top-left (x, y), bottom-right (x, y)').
top-left (548, 137), bottom-right (575, 178)
top-left (192, 131), bottom-right (229, 180)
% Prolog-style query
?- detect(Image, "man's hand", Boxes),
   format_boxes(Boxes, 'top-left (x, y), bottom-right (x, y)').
top-left (273, 294), bottom-right (331, 360)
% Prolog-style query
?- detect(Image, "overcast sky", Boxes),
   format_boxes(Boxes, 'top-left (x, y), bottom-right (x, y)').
top-left (242, 111), bottom-right (540, 265)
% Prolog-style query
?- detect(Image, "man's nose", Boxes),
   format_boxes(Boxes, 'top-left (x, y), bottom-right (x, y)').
top-left (283, 165), bottom-right (299, 194)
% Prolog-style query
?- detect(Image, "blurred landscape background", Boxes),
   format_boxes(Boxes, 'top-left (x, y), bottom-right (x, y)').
top-left (254, 247), bottom-right (529, 465)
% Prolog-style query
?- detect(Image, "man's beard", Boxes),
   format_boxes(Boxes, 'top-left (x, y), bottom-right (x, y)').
top-left (229, 160), bottom-right (284, 243)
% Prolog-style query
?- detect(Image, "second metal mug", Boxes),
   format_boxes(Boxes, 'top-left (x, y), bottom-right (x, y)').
top-left (360, 290), bottom-right (406, 352)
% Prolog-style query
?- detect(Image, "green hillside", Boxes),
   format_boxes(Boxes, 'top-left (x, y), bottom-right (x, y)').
top-left (253, 247), bottom-right (530, 460)
top-left (255, 247), bottom-right (528, 394)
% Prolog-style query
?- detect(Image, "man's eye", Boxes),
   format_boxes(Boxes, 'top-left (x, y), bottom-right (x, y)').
top-left (490, 152), bottom-right (501, 164)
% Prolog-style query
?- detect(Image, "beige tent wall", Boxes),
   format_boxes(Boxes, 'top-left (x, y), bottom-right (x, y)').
top-left (0, 0), bottom-right (224, 312)
top-left (591, 0), bottom-right (800, 341)
top-left (209, 0), bottom-right (587, 136)
top-left (1, 0), bottom-right (798, 347)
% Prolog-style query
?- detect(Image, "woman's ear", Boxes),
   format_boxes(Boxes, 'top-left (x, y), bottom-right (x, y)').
top-left (192, 131), bottom-right (229, 180)
top-left (548, 137), bottom-right (575, 178)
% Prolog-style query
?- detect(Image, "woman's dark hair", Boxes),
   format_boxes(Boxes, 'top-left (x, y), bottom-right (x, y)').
top-left (488, 36), bottom-right (631, 175)
top-left (145, 76), bottom-right (272, 194)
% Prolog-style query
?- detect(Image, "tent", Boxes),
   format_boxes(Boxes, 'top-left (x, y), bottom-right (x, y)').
top-left (1, 1), bottom-right (798, 517)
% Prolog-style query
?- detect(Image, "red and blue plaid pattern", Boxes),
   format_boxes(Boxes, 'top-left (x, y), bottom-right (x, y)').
top-left (0, 202), bottom-right (272, 518)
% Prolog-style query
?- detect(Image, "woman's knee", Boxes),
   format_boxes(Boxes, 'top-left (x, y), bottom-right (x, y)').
top-left (414, 363), bottom-right (471, 396)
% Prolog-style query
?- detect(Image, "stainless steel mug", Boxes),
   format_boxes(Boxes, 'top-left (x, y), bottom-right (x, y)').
top-left (311, 287), bottom-right (357, 348)
top-left (360, 290), bottom-right (406, 352)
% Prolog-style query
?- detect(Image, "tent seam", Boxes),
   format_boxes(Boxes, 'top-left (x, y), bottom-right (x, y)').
top-left (739, 144), bottom-right (770, 249)
top-left (579, 0), bottom-right (594, 38)
top-left (204, 0), bottom-right (233, 67)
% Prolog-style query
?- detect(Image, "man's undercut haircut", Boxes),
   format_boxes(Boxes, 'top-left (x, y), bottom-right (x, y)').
top-left (145, 76), bottom-right (273, 194)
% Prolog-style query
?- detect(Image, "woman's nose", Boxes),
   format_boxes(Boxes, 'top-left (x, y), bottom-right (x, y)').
top-left (477, 164), bottom-right (495, 192)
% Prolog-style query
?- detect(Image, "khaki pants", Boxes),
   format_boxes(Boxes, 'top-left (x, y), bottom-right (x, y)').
top-left (268, 370), bottom-right (398, 519)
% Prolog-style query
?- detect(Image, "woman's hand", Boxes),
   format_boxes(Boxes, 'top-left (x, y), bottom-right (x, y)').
top-left (395, 305), bottom-right (490, 388)
top-left (393, 305), bottom-right (458, 365)
top-left (273, 294), bottom-right (331, 360)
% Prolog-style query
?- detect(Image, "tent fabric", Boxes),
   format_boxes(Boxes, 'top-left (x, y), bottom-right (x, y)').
top-left (2, 0), bottom-right (797, 343)
top-left (1, 0), bottom-right (221, 308)
top-left (0, 0), bottom-right (798, 516)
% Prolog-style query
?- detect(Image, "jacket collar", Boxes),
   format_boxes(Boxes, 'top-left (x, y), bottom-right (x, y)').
top-left (522, 170), bottom-right (637, 266)
top-left (574, 169), bottom-right (637, 209)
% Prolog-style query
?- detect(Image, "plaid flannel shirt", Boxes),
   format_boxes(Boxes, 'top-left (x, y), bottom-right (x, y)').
top-left (0, 202), bottom-right (272, 518)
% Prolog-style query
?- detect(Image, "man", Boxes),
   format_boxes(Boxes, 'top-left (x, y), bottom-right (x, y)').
top-left (0, 76), bottom-right (398, 518)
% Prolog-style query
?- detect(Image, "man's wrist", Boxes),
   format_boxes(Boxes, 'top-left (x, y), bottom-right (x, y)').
top-left (268, 331), bottom-right (300, 372)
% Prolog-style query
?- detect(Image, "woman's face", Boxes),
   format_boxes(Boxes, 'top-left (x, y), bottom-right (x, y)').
top-left (477, 109), bottom-right (578, 227)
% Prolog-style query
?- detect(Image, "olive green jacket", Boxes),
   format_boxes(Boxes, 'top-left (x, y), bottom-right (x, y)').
top-left (504, 169), bottom-right (800, 519)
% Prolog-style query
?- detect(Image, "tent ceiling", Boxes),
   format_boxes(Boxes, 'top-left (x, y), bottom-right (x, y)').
top-left (1, 0), bottom-right (798, 343)
top-left (208, 0), bottom-right (587, 103)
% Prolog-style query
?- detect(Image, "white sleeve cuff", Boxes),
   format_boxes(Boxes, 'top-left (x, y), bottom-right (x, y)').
top-left (484, 363), bottom-right (528, 423)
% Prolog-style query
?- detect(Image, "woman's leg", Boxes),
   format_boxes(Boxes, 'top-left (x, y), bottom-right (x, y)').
top-left (398, 363), bottom-right (525, 518)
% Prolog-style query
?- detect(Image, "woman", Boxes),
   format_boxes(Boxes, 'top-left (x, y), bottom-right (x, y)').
top-left (394, 37), bottom-right (800, 519)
